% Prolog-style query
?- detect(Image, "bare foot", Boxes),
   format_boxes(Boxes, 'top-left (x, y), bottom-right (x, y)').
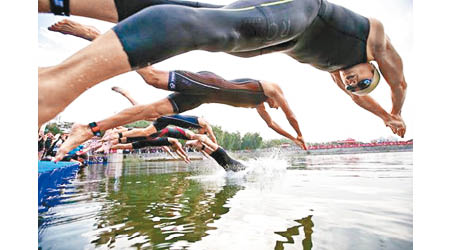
top-left (54, 124), bottom-right (94, 162)
top-left (111, 86), bottom-right (130, 96)
top-left (48, 19), bottom-right (100, 41)
top-left (111, 86), bottom-right (139, 105)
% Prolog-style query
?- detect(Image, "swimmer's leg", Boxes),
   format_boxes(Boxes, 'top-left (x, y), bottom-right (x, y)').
top-left (112, 5), bottom-right (253, 68)
top-left (55, 98), bottom-right (174, 161)
top-left (38, 30), bottom-right (130, 128)
top-left (39, 0), bottom-right (119, 22)
top-left (39, 0), bottom-right (224, 23)
top-left (136, 66), bottom-right (170, 90)
top-left (186, 136), bottom-right (245, 171)
top-left (48, 19), bottom-right (170, 91)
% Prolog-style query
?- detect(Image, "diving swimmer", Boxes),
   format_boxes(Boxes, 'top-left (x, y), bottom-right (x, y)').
top-left (39, 0), bottom-right (407, 139)
top-left (54, 69), bottom-right (306, 161)
top-left (110, 86), bottom-right (217, 143)
top-left (110, 130), bottom-right (246, 171)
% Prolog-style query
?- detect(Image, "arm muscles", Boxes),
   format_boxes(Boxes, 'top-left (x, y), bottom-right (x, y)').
top-left (373, 39), bottom-right (407, 115)
top-left (256, 104), bottom-right (296, 141)
top-left (276, 93), bottom-right (303, 137)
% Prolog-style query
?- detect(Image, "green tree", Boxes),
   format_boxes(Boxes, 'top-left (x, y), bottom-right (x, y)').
top-left (125, 120), bottom-right (151, 128)
top-left (241, 132), bottom-right (263, 150)
top-left (262, 138), bottom-right (292, 148)
top-left (46, 122), bottom-right (62, 135)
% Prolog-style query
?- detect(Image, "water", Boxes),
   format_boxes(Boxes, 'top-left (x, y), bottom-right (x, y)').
top-left (38, 151), bottom-right (412, 250)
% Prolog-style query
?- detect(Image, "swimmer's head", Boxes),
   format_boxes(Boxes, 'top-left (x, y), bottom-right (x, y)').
top-left (340, 62), bottom-right (380, 96)
top-left (266, 97), bottom-right (280, 109)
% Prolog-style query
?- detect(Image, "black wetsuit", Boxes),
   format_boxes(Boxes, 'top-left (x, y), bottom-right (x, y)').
top-left (125, 127), bottom-right (190, 143)
top-left (131, 137), bottom-right (172, 149)
top-left (153, 114), bottom-right (201, 131)
top-left (166, 71), bottom-right (267, 113)
top-left (210, 147), bottom-right (246, 172)
top-left (112, 0), bottom-right (370, 72)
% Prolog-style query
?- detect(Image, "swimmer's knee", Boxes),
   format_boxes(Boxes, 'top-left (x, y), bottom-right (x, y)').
top-left (38, 0), bottom-right (51, 12)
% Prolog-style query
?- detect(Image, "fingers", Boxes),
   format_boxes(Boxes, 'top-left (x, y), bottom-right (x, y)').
top-left (176, 149), bottom-right (190, 164)
top-left (174, 150), bottom-right (186, 162)
top-left (398, 127), bottom-right (406, 138)
top-left (173, 142), bottom-right (190, 164)
top-left (300, 140), bottom-right (307, 150)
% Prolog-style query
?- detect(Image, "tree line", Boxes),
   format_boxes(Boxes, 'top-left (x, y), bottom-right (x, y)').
top-left (44, 121), bottom-right (292, 151)
top-left (212, 126), bottom-right (291, 151)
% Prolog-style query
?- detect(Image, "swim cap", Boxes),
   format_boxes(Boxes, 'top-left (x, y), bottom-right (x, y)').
top-left (351, 64), bottom-right (381, 96)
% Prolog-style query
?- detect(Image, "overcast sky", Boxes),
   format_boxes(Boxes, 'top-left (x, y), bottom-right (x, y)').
top-left (38, 0), bottom-right (413, 142)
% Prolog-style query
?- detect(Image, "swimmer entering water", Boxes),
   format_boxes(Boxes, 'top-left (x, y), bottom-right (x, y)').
top-left (39, 0), bottom-right (407, 141)
top-left (111, 129), bottom-right (246, 171)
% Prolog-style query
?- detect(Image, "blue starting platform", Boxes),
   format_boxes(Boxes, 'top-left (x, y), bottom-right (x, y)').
top-left (38, 161), bottom-right (80, 213)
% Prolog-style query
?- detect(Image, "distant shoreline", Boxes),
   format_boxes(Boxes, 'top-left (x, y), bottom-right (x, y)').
top-left (235, 144), bottom-right (413, 157)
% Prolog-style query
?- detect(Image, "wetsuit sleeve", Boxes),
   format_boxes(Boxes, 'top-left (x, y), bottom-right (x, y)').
top-left (149, 127), bottom-right (189, 140)
top-left (210, 147), bottom-right (246, 171)
top-left (132, 138), bottom-right (172, 149)
top-left (153, 117), bottom-right (170, 131)
top-left (125, 136), bottom-right (149, 143)
top-left (153, 115), bottom-right (200, 130)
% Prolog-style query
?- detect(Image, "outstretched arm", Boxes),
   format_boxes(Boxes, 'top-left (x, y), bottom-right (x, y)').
top-left (330, 72), bottom-right (405, 137)
top-left (198, 118), bottom-right (218, 144)
top-left (273, 89), bottom-right (305, 140)
top-left (256, 104), bottom-right (306, 149)
top-left (369, 19), bottom-right (407, 117)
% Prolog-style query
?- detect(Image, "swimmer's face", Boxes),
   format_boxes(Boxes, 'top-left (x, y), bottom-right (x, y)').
top-left (266, 98), bottom-right (279, 109)
top-left (340, 63), bottom-right (374, 91)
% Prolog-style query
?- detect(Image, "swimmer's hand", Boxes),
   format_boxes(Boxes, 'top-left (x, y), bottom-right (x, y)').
top-left (101, 132), bottom-right (118, 142)
top-left (294, 136), bottom-right (307, 150)
top-left (170, 139), bottom-right (190, 164)
top-left (384, 114), bottom-right (406, 138)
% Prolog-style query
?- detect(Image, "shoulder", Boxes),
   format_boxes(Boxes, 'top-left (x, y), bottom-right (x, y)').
top-left (260, 81), bottom-right (282, 96)
top-left (367, 18), bottom-right (388, 55)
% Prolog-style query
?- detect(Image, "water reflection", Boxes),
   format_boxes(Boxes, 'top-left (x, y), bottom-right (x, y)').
top-left (274, 215), bottom-right (314, 250)
top-left (39, 152), bottom-right (412, 250)
top-left (39, 161), bottom-right (244, 249)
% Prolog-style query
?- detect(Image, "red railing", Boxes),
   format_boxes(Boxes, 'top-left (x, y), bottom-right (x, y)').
top-left (306, 140), bottom-right (412, 150)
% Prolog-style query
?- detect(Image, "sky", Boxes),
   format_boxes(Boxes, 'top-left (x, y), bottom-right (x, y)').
top-left (37, 0), bottom-right (414, 142)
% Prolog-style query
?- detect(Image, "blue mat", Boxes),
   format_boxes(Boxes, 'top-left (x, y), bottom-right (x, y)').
top-left (38, 161), bottom-right (80, 213)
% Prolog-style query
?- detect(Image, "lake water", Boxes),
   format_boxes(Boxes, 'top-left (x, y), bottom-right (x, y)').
top-left (38, 151), bottom-right (412, 250)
